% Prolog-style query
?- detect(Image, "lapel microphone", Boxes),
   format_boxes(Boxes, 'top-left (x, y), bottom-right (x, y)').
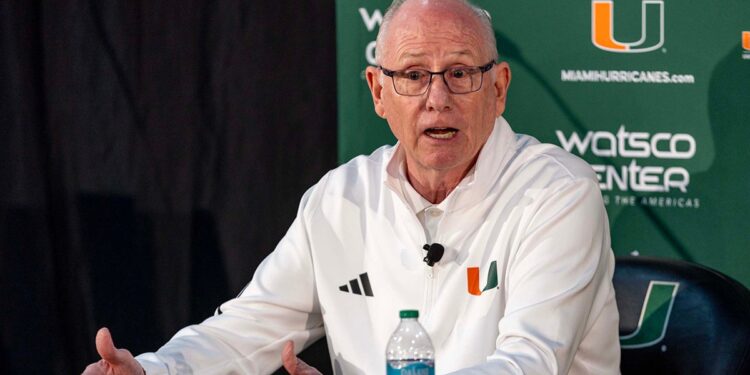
top-left (422, 243), bottom-right (445, 267)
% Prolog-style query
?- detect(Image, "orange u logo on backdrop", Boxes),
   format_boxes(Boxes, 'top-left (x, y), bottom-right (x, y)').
top-left (592, 0), bottom-right (664, 53)
top-left (743, 31), bottom-right (750, 51)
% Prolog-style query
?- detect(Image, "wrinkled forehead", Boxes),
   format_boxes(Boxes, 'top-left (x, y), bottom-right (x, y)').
top-left (382, 1), bottom-right (488, 65)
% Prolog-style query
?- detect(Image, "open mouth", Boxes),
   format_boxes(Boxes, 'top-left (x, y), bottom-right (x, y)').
top-left (425, 127), bottom-right (458, 139)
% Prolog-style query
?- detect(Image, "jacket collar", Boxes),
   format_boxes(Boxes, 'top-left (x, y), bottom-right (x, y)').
top-left (383, 116), bottom-right (517, 213)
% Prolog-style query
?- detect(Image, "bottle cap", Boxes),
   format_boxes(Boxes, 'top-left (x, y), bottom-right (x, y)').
top-left (399, 310), bottom-right (419, 318)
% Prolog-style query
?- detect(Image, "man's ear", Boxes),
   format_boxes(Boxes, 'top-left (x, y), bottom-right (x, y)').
top-left (365, 66), bottom-right (387, 119)
top-left (492, 61), bottom-right (511, 118)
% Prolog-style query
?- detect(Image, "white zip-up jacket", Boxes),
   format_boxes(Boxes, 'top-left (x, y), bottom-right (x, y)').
top-left (137, 117), bottom-right (620, 374)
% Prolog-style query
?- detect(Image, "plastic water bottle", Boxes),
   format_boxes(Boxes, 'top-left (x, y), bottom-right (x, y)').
top-left (386, 310), bottom-right (435, 375)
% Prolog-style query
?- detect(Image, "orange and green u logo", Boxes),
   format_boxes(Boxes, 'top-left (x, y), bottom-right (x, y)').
top-left (592, 0), bottom-right (664, 53)
top-left (467, 261), bottom-right (498, 296)
top-left (743, 31), bottom-right (750, 51)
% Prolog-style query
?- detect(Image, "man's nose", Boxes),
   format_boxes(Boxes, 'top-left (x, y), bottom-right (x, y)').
top-left (425, 75), bottom-right (452, 112)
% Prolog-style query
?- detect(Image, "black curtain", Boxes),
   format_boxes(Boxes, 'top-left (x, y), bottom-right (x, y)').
top-left (0, 1), bottom-right (337, 373)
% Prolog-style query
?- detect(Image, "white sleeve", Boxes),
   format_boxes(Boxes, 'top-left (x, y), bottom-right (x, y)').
top-left (448, 178), bottom-right (617, 375)
top-left (135, 188), bottom-right (324, 375)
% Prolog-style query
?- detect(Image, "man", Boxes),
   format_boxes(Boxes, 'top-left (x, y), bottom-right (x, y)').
top-left (83, 0), bottom-right (620, 374)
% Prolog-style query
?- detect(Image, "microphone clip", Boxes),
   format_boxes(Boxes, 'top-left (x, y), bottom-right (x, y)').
top-left (422, 243), bottom-right (445, 267)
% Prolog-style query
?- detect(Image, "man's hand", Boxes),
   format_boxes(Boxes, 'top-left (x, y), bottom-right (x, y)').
top-left (282, 341), bottom-right (322, 375)
top-left (81, 327), bottom-right (145, 375)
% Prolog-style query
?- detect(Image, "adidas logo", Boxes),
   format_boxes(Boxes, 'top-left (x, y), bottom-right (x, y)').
top-left (339, 273), bottom-right (374, 297)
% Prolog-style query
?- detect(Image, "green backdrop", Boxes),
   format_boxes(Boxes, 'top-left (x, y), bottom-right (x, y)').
top-left (336, 0), bottom-right (750, 287)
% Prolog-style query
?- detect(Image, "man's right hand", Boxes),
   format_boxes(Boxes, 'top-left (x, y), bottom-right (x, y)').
top-left (282, 341), bottom-right (322, 375)
top-left (81, 327), bottom-right (145, 375)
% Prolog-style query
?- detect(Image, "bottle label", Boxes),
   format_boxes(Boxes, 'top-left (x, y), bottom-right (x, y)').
top-left (386, 361), bottom-right (434, 375)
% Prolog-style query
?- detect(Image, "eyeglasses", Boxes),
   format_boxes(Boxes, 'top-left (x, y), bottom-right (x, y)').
top-left (379, 61), bottom-right (496, 96)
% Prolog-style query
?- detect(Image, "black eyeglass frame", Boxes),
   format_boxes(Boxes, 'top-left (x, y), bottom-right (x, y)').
top-left (378, 61), bottom-right (497, 96)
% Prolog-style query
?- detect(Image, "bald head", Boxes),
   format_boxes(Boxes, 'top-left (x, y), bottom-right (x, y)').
top-left (363, 0), bottom-right (512, 198)
top-left (375, 0), bottom-right (498, 65)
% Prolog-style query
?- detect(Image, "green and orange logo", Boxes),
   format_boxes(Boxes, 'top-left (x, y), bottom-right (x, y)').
top-left (592, 0), bottom-right (664, 53)
top-left (467, 261), bottom-right (498, 296)
top-left (743, 31), bottom-right (750, 51)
